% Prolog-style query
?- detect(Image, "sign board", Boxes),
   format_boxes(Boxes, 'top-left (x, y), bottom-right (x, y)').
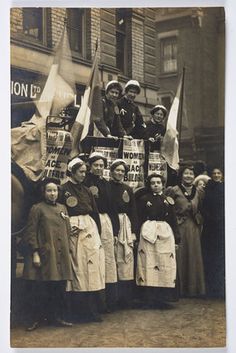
top-left (123, 139), bottom-right (145, 188)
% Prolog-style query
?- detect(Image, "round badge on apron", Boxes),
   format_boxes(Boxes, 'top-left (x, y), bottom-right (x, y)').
top-left (90, 185), bottom-right (99, 198)
top-left (166, 196), bottom-right (175, 205)
top-left (122, 190), bottom-right (130, 203)
top-left (66, 196), bottom-right (78, 207)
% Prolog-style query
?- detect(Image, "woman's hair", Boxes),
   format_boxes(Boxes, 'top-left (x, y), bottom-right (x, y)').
top-left (66, 157), bottom-right (86, 177)
top-left (178, 165), bottom-right (195, 183)
top-left (145, 173), bottom-right (165, 189)
top-left (40, 178), bottom-right (60, 197)
top-left (71, 162), bottom-right (86, 175)
top-left (110, 160), bottom-right (129, 175)
top-left (210, 166), bottom-right (223, 175)
top-left (88, 155), bottom-right (107, 168)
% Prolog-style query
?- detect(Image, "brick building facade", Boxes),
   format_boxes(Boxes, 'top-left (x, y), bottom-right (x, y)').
top-left (10, 7), bottom-right (225, 169)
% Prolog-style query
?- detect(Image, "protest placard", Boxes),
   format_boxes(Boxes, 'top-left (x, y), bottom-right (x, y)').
top-left (122, 139), bottom-right (145, 188)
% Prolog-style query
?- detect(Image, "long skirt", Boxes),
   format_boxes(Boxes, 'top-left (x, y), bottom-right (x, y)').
top-left (67, 215), bottom-right (105, 292)
top-left (177, 218), bottom-right (205, 297)
top-left (99, 213), bottom-right (117, 284)
top-left (136, 220), bottom-right (176, 288)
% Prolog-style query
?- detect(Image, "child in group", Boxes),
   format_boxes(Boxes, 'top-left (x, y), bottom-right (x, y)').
top-left (22, 178), bottom-right (73, 331)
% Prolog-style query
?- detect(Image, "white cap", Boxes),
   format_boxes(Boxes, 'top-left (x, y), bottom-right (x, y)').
top-left (105, 80), bottom-right (123, 94)
top-left (110, 159), bottom-right (129, 172)
top-left (150, 104), bottom-right (168, 116)
top-left (193, 174), bottom-right (211, 186)
top-left (88, 151), bottom-right (107, 164)
top-left (67, 157), bottom-right (84, 172)
top-left (125, 80), bottom-right (141, 94)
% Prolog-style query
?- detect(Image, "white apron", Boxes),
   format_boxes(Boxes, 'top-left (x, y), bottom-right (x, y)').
top-left (114, 213), bottom-right (135, 281)
top-left (67, 215), bottom-right (105, 292)
top-left (136, 220), bottom-right (176, 288)
top-left (99, 213), bottom-right (117, 284)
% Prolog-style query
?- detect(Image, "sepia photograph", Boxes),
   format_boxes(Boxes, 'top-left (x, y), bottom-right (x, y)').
top-left (8, 2), bottom-right (229, 350)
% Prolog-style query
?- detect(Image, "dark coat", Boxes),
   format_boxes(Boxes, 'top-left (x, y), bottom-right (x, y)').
top-left (109, 180), bottom-right (138, 235)
top-left (22, 201), bottom-right (72, 281)
top-left (102, 97), bottom-right (125, 137)
top-left (166, 185), bottom-right (205, 297)
top-left (202, 180), bottom-right (225, 297)
top-left (84, 173), bottom-right (120, 236)
top-left (144, 120), bottom-right (166, 151)
top-left (117, 96), bottom-right (146, 139)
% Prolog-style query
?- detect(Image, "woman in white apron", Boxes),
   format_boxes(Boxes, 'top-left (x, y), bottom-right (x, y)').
top-left (136, 173), bottom-right (180, 309)
top-left (61, 157), bottom-right (105, 322)
top-left (84, 152), bottom-right (120, 312)
top-left (109, 159), bottom-right (138, 309)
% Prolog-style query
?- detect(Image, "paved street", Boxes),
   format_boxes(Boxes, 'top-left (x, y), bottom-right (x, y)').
top-left (11, 298), bottom-right (226, 348)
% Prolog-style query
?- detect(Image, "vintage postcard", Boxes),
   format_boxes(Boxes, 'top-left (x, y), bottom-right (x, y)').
top-left (8, 2), bottom-right (230, 351)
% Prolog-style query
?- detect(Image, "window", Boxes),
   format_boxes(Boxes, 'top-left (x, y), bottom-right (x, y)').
top-left (67, 8), bottom-right (86, 57)
top-left (161, 96), bottom-right (172, 111)
top-left (161, 37), bottom-right (177, 74)
top-left (116, 9), bottom-right (128, 74)
top-left (22, 8), bottom-right (47, 44)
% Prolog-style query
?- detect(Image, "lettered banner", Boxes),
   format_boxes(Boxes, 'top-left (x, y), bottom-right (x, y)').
top-left (122, 139), bottom-right (145, 188)
top-left (44, 127), bottom-right (73, 182)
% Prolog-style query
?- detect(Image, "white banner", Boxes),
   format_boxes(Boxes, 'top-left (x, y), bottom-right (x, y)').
top-left (43, 128), bottom-right (73, 182)
top-left (123, 139), bottom-right (145, 188)
top-left (94, 146), bottom-right (119, 180)
top-left (148, 152), bottom-right (167, 182)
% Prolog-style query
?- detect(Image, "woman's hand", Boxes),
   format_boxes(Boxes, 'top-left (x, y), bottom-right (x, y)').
top-left (33, 251), bottom-right (41, 268)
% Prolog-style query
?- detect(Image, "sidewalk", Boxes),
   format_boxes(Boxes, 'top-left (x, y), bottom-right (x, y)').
top-left (10, 298), bottom-right (226, 348)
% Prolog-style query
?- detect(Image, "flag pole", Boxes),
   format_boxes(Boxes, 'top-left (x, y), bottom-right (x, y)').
top-left (177, 66), bottom-right (186, 145)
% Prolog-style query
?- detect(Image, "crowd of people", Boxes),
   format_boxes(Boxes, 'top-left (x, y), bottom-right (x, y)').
top-left (20, 151), bottom-right (225, 331)
top-left (16, 78), bottom-right (224, 332)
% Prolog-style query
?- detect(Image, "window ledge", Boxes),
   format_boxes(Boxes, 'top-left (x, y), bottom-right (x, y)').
top-left (159, 72), bottom-right (178, 79)
top-left (11, 36), bottom-right (52, 55)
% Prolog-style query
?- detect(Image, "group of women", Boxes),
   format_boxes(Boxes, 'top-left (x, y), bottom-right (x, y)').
top-left (21, 150), bottom-right (225, 331)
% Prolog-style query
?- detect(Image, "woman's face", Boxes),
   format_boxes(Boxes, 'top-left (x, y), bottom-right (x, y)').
top-left (90, 159), bottom-right (105, 177)
top-left (106, 87), bottom-right (120, 101)
top-left (72, 164), bottom-right (87, 184)
top-left (126, 88), bottom-right (138, 102)
top-left (196, 179), bottom-right (206, 192)
top-left (44, 183), bottom-right (58, 203)
top-left (211, 168), bottom-right (223, 182)
top-left (153, 109), bottom-right (165, 124)
top-left (181, 168), bottom-right (195, 186)
top-left (111, 164), bottom-right (126, 182)
top-left (150, 177), bottom-right (163, 194)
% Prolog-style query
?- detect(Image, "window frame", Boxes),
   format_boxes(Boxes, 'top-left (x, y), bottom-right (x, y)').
top-left (66, 8), bottom-right (87, 59)
top-left (116, 8), bottom-right (129, 75)
top-left (22, 8), bottom-right (48, 45)
top-left (160, 36), bottom-right (178, 74)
